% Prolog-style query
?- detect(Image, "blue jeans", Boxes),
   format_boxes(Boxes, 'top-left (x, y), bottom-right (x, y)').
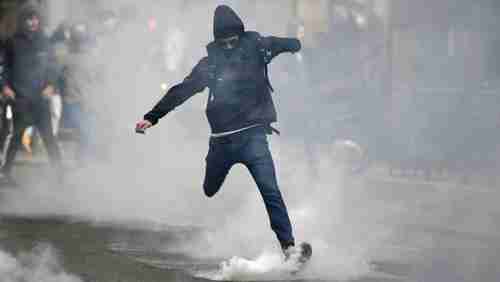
top-left (203, 126), bottom-right (295, 248)
top-left (63, 103), bottom-right (97, 160)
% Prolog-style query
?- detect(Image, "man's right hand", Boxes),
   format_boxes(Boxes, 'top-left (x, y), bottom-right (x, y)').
top-left (2, 85), bottom-right (16, 100)
top-left (135, 120), bottom-right (153, 134)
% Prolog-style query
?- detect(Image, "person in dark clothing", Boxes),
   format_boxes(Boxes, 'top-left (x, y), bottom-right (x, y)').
top-left (136, 5), bottom-right (312, 261)
top-left (1, 6), bottom-right (62, 183)
top-left (0, 43), bottom-right (6, 90)
top-left (0, 43), bottom-right (13, 160)
top-left (59, 23), bottom-right (100, 165)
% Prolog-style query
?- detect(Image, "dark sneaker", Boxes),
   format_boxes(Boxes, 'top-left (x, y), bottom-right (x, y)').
top-left (298, 242), bottom-right (312, 263)
top-left (283, 242), bottom-right (313, 274)
top-left (283, 242), bottom-right (312, 263)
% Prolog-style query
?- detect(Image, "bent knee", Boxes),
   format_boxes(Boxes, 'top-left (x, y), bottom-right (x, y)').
top-left (203, 184), bottom-right (218, 198)
top-left (204, 190), bottom-right (216, 198)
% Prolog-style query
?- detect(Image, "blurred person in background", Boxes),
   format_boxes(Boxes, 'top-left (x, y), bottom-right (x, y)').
top-left (0, 42), bottom-right (13, 165)
top-left (280, 22), bottom-right (311, 123)
top-left (90, 10), bottom-right (123, 160)
top-left (136, 5), bottom-right (312, 263)
top-left (59, 22), bottom-right (100, 165)
top-left (94, 10), bottom-right (120, 37)
top-left (275, 21), bottom-right (320, 175)
top-left (0, 5), bottom-right (63, 185)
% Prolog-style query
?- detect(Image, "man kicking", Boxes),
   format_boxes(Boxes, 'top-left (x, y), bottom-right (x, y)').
top-left (136, 5), bottom-right (311, 263)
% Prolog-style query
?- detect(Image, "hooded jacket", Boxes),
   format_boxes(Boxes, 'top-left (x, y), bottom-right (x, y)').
top-left (3, 6), bottom-right (57, 100)
top-left (213, 5), bottom-right (244, 40)
top-left (144, 5), bottom-right (301, 134)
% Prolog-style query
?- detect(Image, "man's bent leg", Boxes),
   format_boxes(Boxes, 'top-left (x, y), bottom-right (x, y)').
top-left (203, 140), bottom-right (233, 197)
top-left (243, 135), bottom-right (295, 248)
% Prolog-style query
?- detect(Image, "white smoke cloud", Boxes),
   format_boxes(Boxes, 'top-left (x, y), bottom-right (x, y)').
top-left (164, 141), bottom-right (383, 280)
top-left (200, 251), bottom-right (310, 281)
top-left (0, 245), bottom-right (82, 282)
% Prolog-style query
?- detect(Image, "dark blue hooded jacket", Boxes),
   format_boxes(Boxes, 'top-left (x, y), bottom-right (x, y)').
top-left (144, 5), bottom-right (301, 134)
top-left (3, 6), bottom-right (57, 100)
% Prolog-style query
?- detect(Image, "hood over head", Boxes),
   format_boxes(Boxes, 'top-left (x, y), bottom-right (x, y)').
top-left (19, 5), bottom-right (40, 20)
top-left (18, 5), bottom-right (42, 34)
top-left (213, 5), bottom-right (244, 40)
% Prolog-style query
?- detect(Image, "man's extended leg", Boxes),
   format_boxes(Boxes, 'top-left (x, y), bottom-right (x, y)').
top-left (242, 134), bottom-right (295, 249)
top-left (203, 139), bottom-right (234, 197)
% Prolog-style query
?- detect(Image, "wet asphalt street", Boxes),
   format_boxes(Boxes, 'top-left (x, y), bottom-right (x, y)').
top-left (0, 216), bottom-right (406, 282)
top-left (1, 162), bottom-right (499, 282)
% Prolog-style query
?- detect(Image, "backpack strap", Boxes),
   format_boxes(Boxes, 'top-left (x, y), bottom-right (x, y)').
top-left (254, 33), bottom-right (274, 93)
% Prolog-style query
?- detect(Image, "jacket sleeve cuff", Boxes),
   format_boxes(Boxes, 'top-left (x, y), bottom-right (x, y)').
top-left (144, 113), bottom-right (159, 125)
top-left (291, 39), bottom-right (302, 53)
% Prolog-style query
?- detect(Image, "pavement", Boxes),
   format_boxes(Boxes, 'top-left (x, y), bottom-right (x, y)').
top-left (0, 159), bottom-right (499, 282)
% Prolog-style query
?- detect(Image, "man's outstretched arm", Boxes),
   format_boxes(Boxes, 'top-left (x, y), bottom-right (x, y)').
top-left (137, 57), bottom-right (210, 131)
top-left (260, 36), bottom-right (301, 61)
